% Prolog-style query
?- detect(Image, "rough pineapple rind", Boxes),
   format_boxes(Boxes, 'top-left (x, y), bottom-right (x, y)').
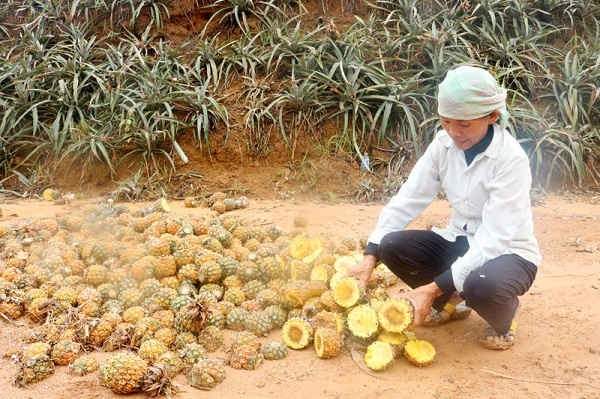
top-left (377, 298), bottom-right (414, 333)
top-left (314, 328), bottom-right (342, 359)
top-left (99, 352), bottom-right (148, 394)
top-left (190, 358), bottom-right (226, 390)
top-left (364, 341), bottom-right (394, 371)
top-left (281, 318), bottom-right (313, 350)
top-left (404, 339), bottom-right (436, 367)
top-left (261, 341), bottom-right (288, 360)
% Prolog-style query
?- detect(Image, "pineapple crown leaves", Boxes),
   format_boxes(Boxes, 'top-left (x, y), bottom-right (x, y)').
top-left (184, 293), bottom-right (216, 324)
top-left (142, 364), bottom-right (180, 399)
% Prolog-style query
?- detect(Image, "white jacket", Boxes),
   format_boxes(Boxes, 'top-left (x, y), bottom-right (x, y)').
top-left (368, 124), bottom-right (541, 292)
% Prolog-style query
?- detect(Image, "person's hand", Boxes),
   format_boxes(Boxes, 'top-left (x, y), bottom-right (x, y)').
top-left (401, 282), bottom-right (443, 326)
top-left (345, 255), bottom-right (377, 289)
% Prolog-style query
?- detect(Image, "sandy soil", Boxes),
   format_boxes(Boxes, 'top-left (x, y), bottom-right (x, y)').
top-left (0, 193), bottom-right (599, 399)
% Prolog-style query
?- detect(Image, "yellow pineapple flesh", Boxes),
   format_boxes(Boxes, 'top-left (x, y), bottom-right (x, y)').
top-left (404, 339), bottom-right (436, 367)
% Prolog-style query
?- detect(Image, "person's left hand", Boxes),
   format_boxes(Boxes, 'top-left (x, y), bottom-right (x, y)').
top-left (401, 282), bottom-right (443, 326)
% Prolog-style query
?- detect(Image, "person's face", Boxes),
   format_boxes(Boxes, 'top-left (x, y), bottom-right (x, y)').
top-left (440, 111), bottom-right (499, 150)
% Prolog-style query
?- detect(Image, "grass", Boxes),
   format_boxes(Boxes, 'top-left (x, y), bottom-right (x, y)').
top-left (0, 0), bottom-right (598, 195)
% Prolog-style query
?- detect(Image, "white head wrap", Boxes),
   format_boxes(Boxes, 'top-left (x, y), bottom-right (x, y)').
top-left (437, 66), bottom-right (508, 126)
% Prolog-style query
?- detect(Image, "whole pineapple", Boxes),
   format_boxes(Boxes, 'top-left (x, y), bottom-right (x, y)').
top-left (69, 355), bottom-right (99, 376)
top-left (228, 344), bottom-right (264, 370)
top-left (261, 340), bottom-right (288, 360)
top-left (174, 294), bottom-right (214, 334)
top-left (99, 352), bottom-right (148, 394)
top-left (189, 358), bottom-right (226, 390)
top-left (14, 355), bottom-right (55, 386)
top-left (51, 340), bottom-right (82, 365)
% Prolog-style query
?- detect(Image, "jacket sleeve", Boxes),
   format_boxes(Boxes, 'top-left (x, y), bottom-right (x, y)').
top-left (367, 139), bottom-right (442, 245)
top-left (450, 155), bottom-right (533, 293)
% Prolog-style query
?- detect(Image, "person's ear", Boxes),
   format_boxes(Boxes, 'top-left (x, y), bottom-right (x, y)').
top-left (488, 110), bottom-right (500, 125)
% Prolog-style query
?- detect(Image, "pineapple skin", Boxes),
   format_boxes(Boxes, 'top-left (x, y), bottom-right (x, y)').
top-left (99, 352), bottom-right (148, 394)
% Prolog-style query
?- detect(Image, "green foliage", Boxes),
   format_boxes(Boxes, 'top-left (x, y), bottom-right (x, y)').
top-left (0, 0), bottom-right (598, 191)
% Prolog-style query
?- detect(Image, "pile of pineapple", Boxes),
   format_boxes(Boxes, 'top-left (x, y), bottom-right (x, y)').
top-left (0, 200), bottom-right (435, 396)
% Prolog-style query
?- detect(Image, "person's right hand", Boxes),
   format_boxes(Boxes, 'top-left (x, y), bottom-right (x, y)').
top-left (345, 254), bottom-right (377, 289)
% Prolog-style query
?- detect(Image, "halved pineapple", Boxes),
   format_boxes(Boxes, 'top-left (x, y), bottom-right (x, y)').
top-left (347, 304), bottom-right (379, 340)
top-left (377, 298), bottom-right (414, 333)
top-left (332, 277), bottom-right (361, 308)
top-left (364, 341), bottom-right (394, 371)
top-left (281, 318), bottom-right (313, 350)
top-left (404, 339), bottom-right (436, 367)
top-left (313, 328), bottom-right (342, 359)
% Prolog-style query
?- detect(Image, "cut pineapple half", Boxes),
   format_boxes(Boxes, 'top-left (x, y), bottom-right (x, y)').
top-left (347, 304), bottom-right (379, 339)
top-left (332, 252), bottom-right (362, 273)
top-left (364, 341), bottom-right (394, 371)
top-left (377, 298), bottom-right (414, 333)
top-left (289, 236), bottom-right (323, 264)
top-left (314, 328), bottom-right (342, 359)
top-left (281, 318), bottom-right (313, 350)
top-left (332, 277), bottom-right (361, 308)
top-left (404, 339), bottom-right (436, 367)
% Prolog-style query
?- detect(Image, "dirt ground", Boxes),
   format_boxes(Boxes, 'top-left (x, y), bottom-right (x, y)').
top-left (0, 193), bottom-right (599, 399)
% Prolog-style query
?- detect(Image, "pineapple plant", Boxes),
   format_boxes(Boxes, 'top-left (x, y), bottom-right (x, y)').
top-left (364, 341), bottom-right (395, 371)
top-left (281, 318), bottom-right (313, 349)
top-left (189, 358), bottom-right (226, 390)
top-left (99, 352), bottom-right (148, 394)
top-left (314, 328), bottom-right (342, 359)
top-left (404, 339), bottom-right (436, 367)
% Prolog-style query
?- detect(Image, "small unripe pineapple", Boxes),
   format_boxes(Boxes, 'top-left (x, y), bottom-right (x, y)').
top-left (14, 355), bottom-right (55, 386)
top-left (69, 355), bottom-right (99, 376)
top-left (138, 339), bottom-right (168, 363)
top-left (228, 344), bottom-right (264, 370)
top-left (189, 358), bottom-right (226, 390)
top-left (261, 340), bottom-right (288, 360)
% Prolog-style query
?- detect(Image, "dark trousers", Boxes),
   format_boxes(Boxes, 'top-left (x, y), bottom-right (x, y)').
top-left (377, 230), bottom-right (537, 334)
